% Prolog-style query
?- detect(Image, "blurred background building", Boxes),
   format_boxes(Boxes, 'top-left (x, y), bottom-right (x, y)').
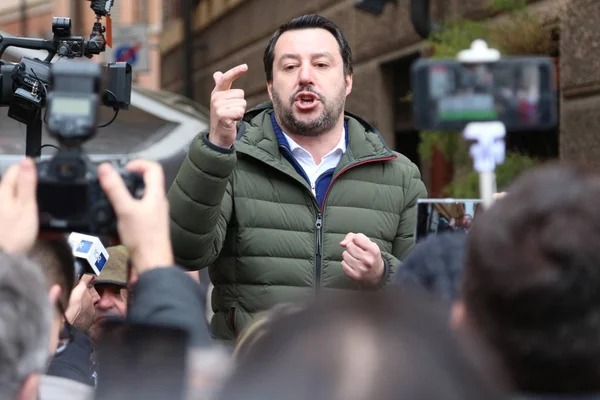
top-left (1, 0), bottom-right (600, 197)
top-left (156, 0), bottom-right (579, 196)
top-left (0, 0), bottom-right (164, 89)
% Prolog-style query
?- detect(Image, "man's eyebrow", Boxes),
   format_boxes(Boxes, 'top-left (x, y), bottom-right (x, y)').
top-left (278, 52), bottom-right (336, 62)
top-left (278, 53), bottom-right (301, 62)
top-left (311, 52), bottom-right (335, 60)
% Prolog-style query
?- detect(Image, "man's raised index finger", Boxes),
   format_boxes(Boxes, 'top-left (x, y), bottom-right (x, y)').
top-left (214, 64), bottom-right (248, 91)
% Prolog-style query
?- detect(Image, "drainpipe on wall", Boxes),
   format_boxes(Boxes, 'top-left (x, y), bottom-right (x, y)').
top-left (73, 0), bottom-right (83, 35)
top-left (20, 0), bottom-right (27, 36)
top-left (183, 0), bottom-right (194, 100)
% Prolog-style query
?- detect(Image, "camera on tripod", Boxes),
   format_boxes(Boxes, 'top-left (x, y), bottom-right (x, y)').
top-left (0, 0), bottom-right (131, 147)
top-left (0, 0), bottom-right (143, 237)
top-left (36, 60), bottom-right (144, 236)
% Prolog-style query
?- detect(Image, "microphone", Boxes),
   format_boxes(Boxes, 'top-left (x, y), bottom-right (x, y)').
top-left (68, 232), bottom-right (110, 280)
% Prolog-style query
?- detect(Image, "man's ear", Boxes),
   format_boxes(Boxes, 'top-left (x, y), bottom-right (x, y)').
top-left (345, 73), bottom-right (353, 96)
top-left (48, 284), bottom-right (61, 308)
top-left (267, 81), bottom-right (273, 101)
top-left (450, 300), bottom-right (466, 331)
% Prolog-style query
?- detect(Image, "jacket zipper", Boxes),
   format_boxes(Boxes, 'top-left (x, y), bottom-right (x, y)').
top-left (315, 213), bottom-right (323, 288)
top-left (313, 155), bottom-right (397, 290)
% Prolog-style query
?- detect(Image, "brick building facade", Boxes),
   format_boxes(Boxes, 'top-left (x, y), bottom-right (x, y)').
top-left (158, 0), bottom-right (594, 189)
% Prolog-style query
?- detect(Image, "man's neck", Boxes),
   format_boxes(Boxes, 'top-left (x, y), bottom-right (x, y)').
top-left (286, 119), bottom-right (345, 165)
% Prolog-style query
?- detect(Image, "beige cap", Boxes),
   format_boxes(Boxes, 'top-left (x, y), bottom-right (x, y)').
top-left (94, 245), bottom-right (129, 287)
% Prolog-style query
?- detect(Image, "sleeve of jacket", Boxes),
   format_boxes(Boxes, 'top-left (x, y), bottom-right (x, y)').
top-left (127, 266), bottom-right (212, 348)
top-left (46, 326), bottom-right (96, 387)
top-left (167, 131), bottom-right (236, 270)
top-left (380, 162), bottom-right (427, 282)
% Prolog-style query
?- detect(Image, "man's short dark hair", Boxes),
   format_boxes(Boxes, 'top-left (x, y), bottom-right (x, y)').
top-left (463, 163), bottom-right (600, 394)
top-left (263, 14), bottom-right (353, 82)
top-left (395, 231), bottom-right (467, 305)
top-left (28, 237), bottom-right (75, 311)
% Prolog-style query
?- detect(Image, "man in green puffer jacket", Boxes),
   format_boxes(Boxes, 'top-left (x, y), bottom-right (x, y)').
top-left (168, 14), bottom-right (427, 344)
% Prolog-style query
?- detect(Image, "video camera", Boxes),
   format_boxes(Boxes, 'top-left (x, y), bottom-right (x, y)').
top-left (0, 0), bottom-right (131, 141)
top-left (36, 59), bottom-right (144, 236)
top-left (0, 0), bottom-right (143, 237)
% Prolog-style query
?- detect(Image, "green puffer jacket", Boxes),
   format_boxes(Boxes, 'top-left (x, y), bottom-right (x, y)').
top-left (168, 103), bottom-right (427, 343)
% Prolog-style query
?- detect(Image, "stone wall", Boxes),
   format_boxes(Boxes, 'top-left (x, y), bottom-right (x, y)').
top-left (560, 0), bottom-right (600, 167)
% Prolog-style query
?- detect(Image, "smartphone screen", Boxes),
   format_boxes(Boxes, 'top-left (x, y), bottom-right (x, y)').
top-left (411, 57), bottom-right (557, 131)
top-left (94, 320), bottom-right (189, 400)
top-left (415, 199), bottom-right (483, 242)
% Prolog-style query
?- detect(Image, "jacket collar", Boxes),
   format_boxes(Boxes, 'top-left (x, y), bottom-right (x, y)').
top-left (235, 102), bottom-right (395, 168)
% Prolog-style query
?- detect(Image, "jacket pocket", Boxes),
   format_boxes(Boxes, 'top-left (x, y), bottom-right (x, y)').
top-left (228, 307), bottom-right (237, 336)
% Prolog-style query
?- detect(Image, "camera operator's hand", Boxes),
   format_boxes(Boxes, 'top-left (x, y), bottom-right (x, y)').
top-left (0, 158), bottom-right (38, 254)
top-left (65, 274), bottom-right (98, 333)
top-left (209, 64), bottom-right (248, 149)
top-left (98, 160), bottom-right (174, 277)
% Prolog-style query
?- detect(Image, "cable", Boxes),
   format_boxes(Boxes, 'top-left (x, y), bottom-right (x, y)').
top-left (98, 108), bottom-right (119, 128)
top-left (98, 90), bottom-right (119, 128)
top-left (35, 144), bottom-right (60, 157)
top-left (30, 68), bottom-right (50, 124)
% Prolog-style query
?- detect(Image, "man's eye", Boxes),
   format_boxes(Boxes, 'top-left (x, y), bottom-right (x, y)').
top-left (316, 63), bottom-right (328, 68)
top-left (284, 65), bottom-right (297, 71)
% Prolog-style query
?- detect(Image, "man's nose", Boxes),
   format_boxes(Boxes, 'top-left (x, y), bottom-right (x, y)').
top-left (298, 64), bottom-right (315, 86)
top-left (90, 287), bottom-right (101, 304)
top-left (96, 294), bottom-right (115, 310)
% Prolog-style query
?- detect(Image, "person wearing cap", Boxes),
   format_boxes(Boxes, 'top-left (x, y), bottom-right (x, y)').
top-left (89, 245), bottom-right (130, 343)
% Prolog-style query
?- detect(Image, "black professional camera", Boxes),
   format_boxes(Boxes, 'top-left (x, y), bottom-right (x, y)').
top-left (0, 0), bottom-right (131, 128)
top-left (36, 60), bottom-right (144, 236)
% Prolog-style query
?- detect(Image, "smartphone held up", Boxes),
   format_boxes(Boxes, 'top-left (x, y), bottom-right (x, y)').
top-left (411, 57), bottom-right (558, 132)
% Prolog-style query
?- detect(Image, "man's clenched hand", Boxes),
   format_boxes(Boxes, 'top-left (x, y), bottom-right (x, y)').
top-left (340, 233), bottom-right (385, 287)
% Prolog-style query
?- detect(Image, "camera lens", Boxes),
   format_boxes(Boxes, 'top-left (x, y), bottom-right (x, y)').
top-left (91, 200), bottom-right (113, 227)
top-left (57, 162), bottom-right (76, 179)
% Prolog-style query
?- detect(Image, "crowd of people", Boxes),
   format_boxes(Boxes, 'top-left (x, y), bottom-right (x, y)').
top-left (0, 13), bottom-right (596, 400)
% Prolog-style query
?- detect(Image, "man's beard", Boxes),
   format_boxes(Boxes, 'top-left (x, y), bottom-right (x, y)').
top-left (272, 85), bottom-right (346, 137)
top-left (88, 310), bottom-right (122, 342)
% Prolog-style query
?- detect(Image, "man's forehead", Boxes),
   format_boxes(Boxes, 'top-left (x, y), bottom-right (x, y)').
top-left (274, 28), bottom-right (340, 59)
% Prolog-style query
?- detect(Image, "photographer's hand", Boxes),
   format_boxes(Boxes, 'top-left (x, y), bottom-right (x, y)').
top-left (98, 161), bottom-right (174, 279)
top-left (65, 274), bottom-right (98, 333)
top-left (0, 158), bottom-right (38, 254)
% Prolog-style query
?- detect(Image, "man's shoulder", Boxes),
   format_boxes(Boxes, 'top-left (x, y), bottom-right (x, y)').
top-left (389, 150), bottom-right (418, 169)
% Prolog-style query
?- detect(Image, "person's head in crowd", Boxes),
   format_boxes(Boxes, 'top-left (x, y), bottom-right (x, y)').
top-left (263, 14), bottom-right (353, 138)
top-left (233, 303), bottom-right (305, 361)
top-left (27, 238), bottom-right (75, 356)
top-left (89, 245), bottom-right (129, 343)
top-left (454, 163), bottom-right (600, 395)
top-left (217, 289), bottom-right (506, 400)
top-left (462, 214), bottom-right (473, 229)
top-left (0, 252), bottom-right (53, 400)
top-left (394, 231), bottom-right (467, 308)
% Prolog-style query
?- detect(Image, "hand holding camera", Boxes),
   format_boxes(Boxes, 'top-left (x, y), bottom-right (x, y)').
top-left (0, 158), bottom-right (38, 254)
top-left (98, 160), bottom-right (174, 277)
